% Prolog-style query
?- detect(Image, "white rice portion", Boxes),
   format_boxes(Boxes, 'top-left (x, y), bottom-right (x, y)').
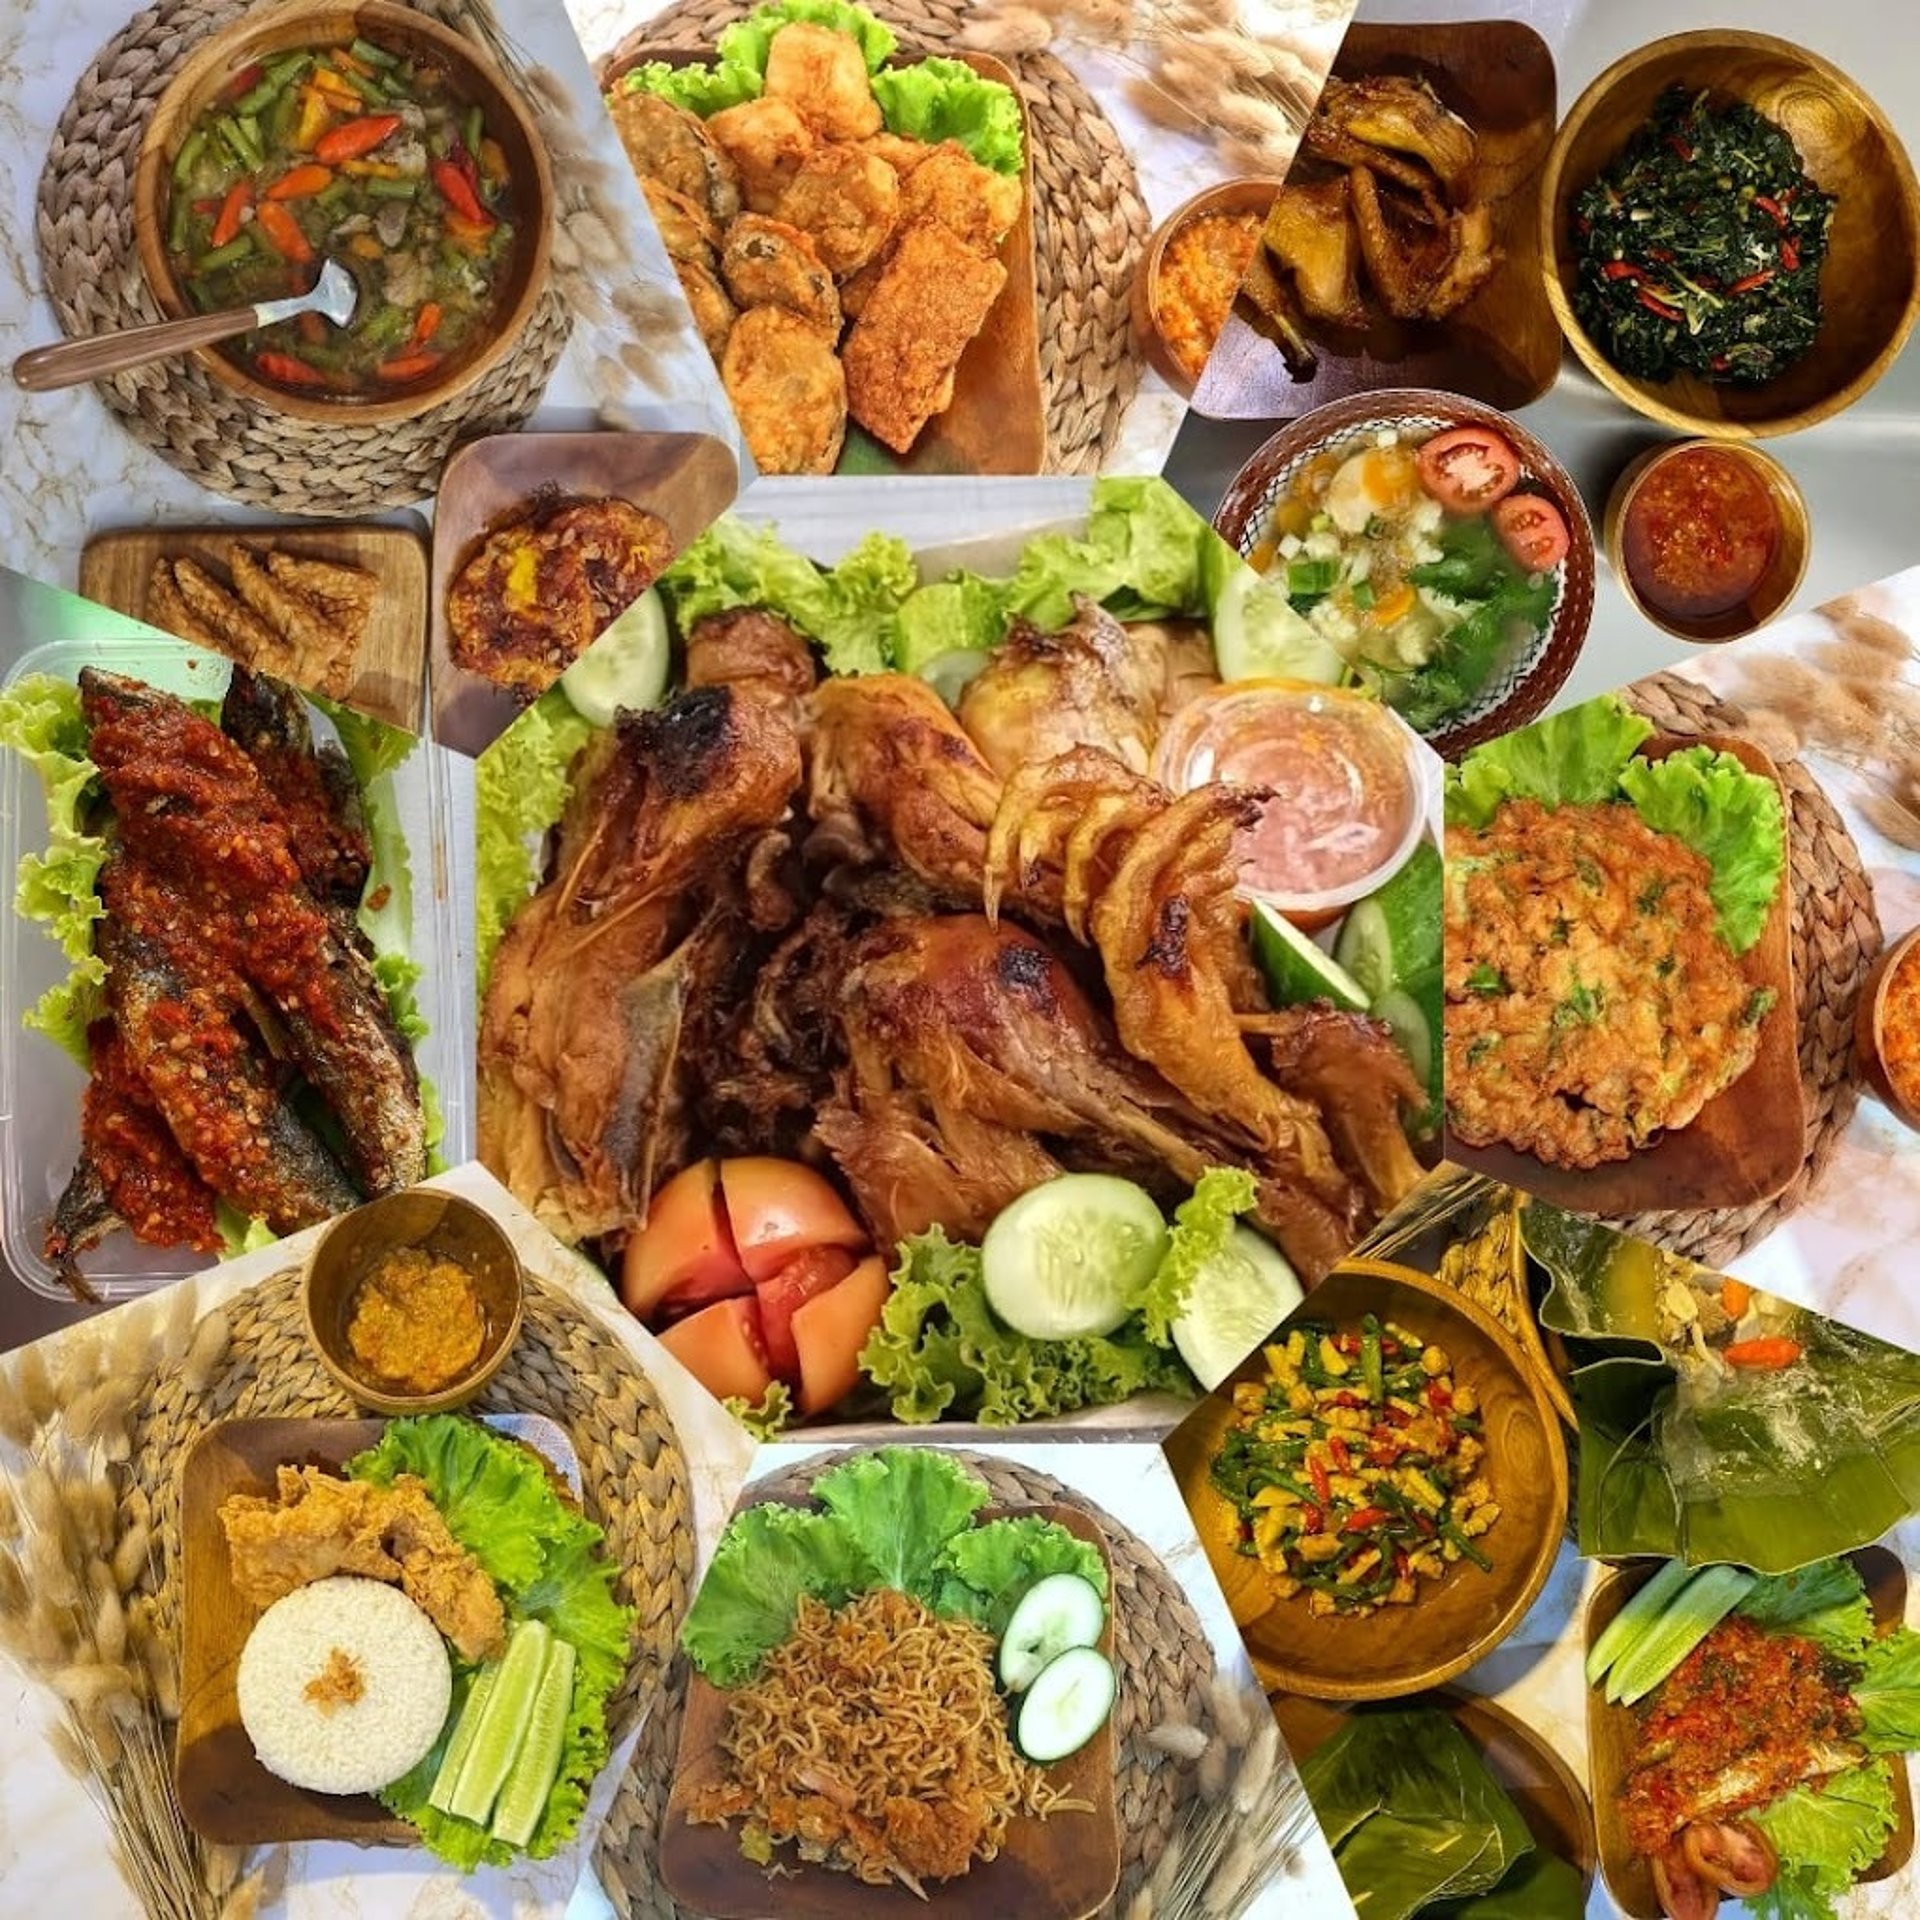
top-left (237, 1576), bottom-right (451, 1795)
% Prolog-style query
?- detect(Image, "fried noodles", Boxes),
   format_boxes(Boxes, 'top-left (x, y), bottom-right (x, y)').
top-left (688, 1587), bottom-right (1089, 1893)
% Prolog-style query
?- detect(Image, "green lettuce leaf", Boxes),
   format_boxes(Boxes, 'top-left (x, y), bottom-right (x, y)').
top-left (681, 1501), bottom-right (874, 1687)
top-left (1140, 1167), bottom-right (1257, 1345)
top-left (1854, 1629), bottom-right (1920, 1751)
top-left (474, 687), bottom-right (595, 992)
top-left (723, 1379), bottom-right (795, 1439)
top-left (1736, 1560), bottom-right (1874, 1662)
top-left (1003, 477), bottom-right (1224, 630)
top-left (933, 1516), bottom-right (1106, 1636)
top-left (716, 0), bottom-right (898, 74)
top-left (870, 57), bottom-right (1025, 174)
top-left (812, 1444), bottom-right (990, 1595)
top-left (1444, 694), bottom-right (1654, 828)
top-left (616, 59), bottom-right (761, 116)
top-left (308, 693), bottom-right (416, 786)
top-left (1617, 743), bottom-right (1787, 954)
top-left (893, 572), bottom-right (1009, 673)
top-left (1749, 1762), bottom-right (1896, 1920)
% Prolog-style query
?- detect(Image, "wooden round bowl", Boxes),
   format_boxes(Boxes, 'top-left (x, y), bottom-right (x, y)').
top-left (1211, 389), bottom-right (1596, 758)
top-left (1130, 177), bottom-right (1283, 396)
top-left (1602, 439), bottom-right (1811, 643)
top-left (1167, 1259), bottom-right (1569, 1703)
top-left (134, 0), bottom-right (553, 426)
top-left (301, 1188), bottom-right (525, 1414)
top-left (1540, 31), bottom-right (1920, 440)
top-left (1855, 926), bottom-right (1920, 1133)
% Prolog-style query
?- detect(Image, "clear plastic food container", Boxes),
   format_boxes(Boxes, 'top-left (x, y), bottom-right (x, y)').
top-left (0, 634), bottom-right (469, 1302)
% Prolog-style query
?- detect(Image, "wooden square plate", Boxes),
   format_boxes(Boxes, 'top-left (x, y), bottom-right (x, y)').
top-left (1447, 733), bottom-right (1805, 1215)
top-left (1190, 20), bottom-right (1560, 420)
top-left (427, 428), bottom-right (738, 756)
top-left (601, 42), bottom-right (1045, 479)
top-left (658, 1500), bottom-right (1121, 1919)
top-left (1586, 1546), bottom-right (1915, 1918)
top-left (78, 523), bottom-right (428, 732)
top-left (176, 1412), bottom-right (577, 1846)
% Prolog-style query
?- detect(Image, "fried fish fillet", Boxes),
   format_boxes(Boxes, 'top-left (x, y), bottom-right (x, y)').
top-left (722, 305), bottom-right (848, 475)
top-left (842, 219), bottom-right (1006, 454)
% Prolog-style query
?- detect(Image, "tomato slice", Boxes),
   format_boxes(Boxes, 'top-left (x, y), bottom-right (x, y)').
top-left (720, 1156), bottom-right (868, 1283)
top-left (655, 1297), bottom-right (774, 1406)
top-left (1492, 493), bottom-right (1572, 573)
top-left (1416, 426), bottom-right (1522, 513)
top-left (619, 1159), bottom-right (747, 1322)
top-left (793, 1254), bottom-right (891, 1414)
top-left (1681, 1821), bottom-right (1778, 1898)
top-left (1652, 1845), bottom-right (1721, 1920)
top-left (755, 1246), bottom-right (859, 1384)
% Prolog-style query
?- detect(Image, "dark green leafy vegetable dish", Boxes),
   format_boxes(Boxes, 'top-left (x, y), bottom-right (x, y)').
top-left (165, 37), bottom-right (521, 396)
top-left (1572, 86), bottom-right (1836, 386)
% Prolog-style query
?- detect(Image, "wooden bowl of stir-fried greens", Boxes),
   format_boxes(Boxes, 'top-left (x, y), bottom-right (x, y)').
top-left (134, 1), bottom-right (552, 424)
top-left (1540, 31), bottom-right (1919, 439)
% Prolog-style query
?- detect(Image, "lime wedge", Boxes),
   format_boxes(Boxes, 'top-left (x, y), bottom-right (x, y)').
top-left (1251, 902), bottom-right (1369, 1013)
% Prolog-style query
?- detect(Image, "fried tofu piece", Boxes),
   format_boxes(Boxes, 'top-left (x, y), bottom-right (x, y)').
top-left (723, 306), bottom-right (847, 475)
top-left (776, 143), bottom-right (900, 276)
top-left (842, 219), bottom-right (1006, 453)
top-left (762, 21), bottom-right (883, 142)
top-left (860, 131), bottom-right (937, 178)
top-left (608, 88), bottom-right (741, 223)
top-left (897, 141), bottom-right (1023, 255)
top-left (708, 96), bottom-right (817, 214)
top-left (721, 214), bottom-right (842, 332)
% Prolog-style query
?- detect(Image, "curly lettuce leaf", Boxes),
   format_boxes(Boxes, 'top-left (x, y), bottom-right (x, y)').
top-left (1617, 743), bottom-right (1787, 954)
top-left (1749, 1762), bottom-right (1896, 1920)
top-left (1444, 694), bottom-right (1654, 828)
top-left (474, 687), bottom-right (595, 992)
top-left (893, 571), bottom-right (1009, 673)
top-left (1853, 1628), bottom-right (1920, 1752)
top-left (812, 1445), bottom-right (990, 1596)
top-left (1004, 477), bottom-right (1224, 630)
top-left (615, 59), bottom-right (760, 116)
top-left (870, 57), bottom-right (1025, 174)
top-left (717, 0), bottom-right (898, 74)
top-left (681, 1500), bottom-right (874, 1687)
top-left (723, 1379), bottom-right (794, 1439)
top-left (308, 693), bottom-right (417, 786)
top-left (1141, 1166), bottom-right (1257, 1346)
top-left (1736, 1560), bottom-right (1874, 1662)
top-left (934, 1516), bottom-right (1106, 1635)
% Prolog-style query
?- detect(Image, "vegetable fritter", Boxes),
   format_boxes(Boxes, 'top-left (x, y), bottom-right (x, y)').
top-left (1444, 799), bottom-right (1770, 1167)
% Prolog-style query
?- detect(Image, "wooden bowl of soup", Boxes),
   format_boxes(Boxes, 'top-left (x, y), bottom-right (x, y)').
top-left (135, 0), bottom-right (552, 424)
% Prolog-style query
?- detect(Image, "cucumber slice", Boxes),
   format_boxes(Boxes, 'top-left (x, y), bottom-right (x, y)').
top-left (1251, 902), bottom-right (1369, 1013)
top-left (427, 1664), bottom-right (497, 1814)
top-left (446, 1618), bottom-right (551, 1825)
top-left (1016, 1646), bottom-right (1116, 1763)
top-left (999, 1574), bottom-right (1106, 1693)
top-left (981, 1174), bottom-right (1168, 1341)
top-left (558, 589), bottom-right (670, 728)
top-left (917, 647), bottom-right (993, 708)
top-left (1333, 840), bottom-right (1442, 995)
top-left (489, 1637), bottom-right (577, 1848)
top-left (1211, 559), bottom-right (1345, 686)
top-left (1372, 984), bottom-right (1434, 1096)
top-left (1586, 1559), bottom-right (1694, 1688)
top-left (1171, 1224), bottom-right (1305, 1391)
top-left (1608, 1565), bottom-right (1757, 1706)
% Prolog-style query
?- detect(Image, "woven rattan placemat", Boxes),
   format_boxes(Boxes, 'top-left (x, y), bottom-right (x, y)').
top-left (1611, 672), bottom-right (1883, 1268)
top-left (594, 1448), bottom-right (1212, 1920)
top-left (599, 0), bottom-right (1151, 474)
top-left (35, 0), bottom-right (571, 513)
top-left (124, 1267), bottom-right (694, 1738)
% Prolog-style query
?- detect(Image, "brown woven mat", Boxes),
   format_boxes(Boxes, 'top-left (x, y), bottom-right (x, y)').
top-left (1609, 672), bottom-right (1884, 1267)
top-left (124, 1267), bottom-right (694, 1739)
top-left (599, 0), bottom-right (1151, 474)
top-left (594, 1448), bottom-right (1212, 1919)
top-left (35, 0), bottom-right (571, 513)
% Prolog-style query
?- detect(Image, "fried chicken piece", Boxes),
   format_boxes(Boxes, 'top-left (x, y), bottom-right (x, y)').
top-left (896, 140), bottom-right (1023, 255)
top-left (722, 305), bottom-right (848, 475)
top-left (882, 1795), bottom-right (988, 1883)
top-left (1263, 178), bottom-right (1369, 328)
top-left (1422, 198), bottom-right (1498, 319)
top-left (1302, 122), bottom-right (1447, 221)
top-left (608, 88), bottom-right (741, 223)
top-left (376, 1475), bottom-right (509, 1662)
top-left (1348, 164), bottom-right (1450, 322)
top-left (684, 607), bottom-right (819, 704)
top-left (720, 213), bottom-right (841, 332)
top-left (642, 178), bottom-right (720, 265)
top-left (707, 96), bottom-right (817, 214)
top-left (842, 219), bottom-right (1007, 453)
top-left (762, 21), bottom-right (884, 142)
top-left (674, 257), bottom-right (738, 358)
top-left (1316, 73), bottom-right (1476, 203)
top-left (776, 143), bottom-right (900, 276)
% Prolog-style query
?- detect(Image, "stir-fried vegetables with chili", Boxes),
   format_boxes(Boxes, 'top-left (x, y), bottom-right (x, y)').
top-left (1211, 1318), bottom-right (1500, 1616)
top-left (1571, 86), bottom-right (1835, 386)
top-left (165, 38), bottom-right (518, 396)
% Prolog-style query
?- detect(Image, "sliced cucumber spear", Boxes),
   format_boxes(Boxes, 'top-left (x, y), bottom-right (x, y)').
top-left (427, 1664), bottom-right (497, 1814)
top-left (1606, 1565), bottom-right (1757, 1706)
top-left (1000, 1574), bottom-right (1106, 1693)
top-left (1586, 1559), bottom-right (1694, 1688)
top-left (447, 1618), bottom-right (552, 1825)
top-left (1016, 1645), bottom-right (1116, 1764)
top-left (490, 1637), bottom-right (577, 1847)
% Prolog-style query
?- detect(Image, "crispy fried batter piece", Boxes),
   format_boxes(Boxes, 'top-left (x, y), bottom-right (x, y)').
top-left (860, 131), bottom-right (937, 177)
top-left (723, 306), bottom-right (848, 475)
top-left (166, 557), bottom-right (287, 664)
top-left (720, 214), bottom-right (842, 332)
top-left (674, 257), bottom-right (739, 358)
top-left (842, 220), bottom-right (1006, 454)
top-left (642, 178), bottom-right (720, 265)
top-left (1263, 179), bottom-right (1369, 328)
top-left (608, 88), bottom-right (741, 222)
top-left (776, 143), bottom-right (900, 276)
top-left (707, 96), bottom-right (817, 213)
top-left (896, 140), bottom-right (1023, 256)
top-left (762, 20), bottom-right (883, 142)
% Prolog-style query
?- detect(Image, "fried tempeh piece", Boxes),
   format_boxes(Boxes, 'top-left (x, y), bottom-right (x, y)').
top-left (260, 550), bottom-right (376, 643)
top-left (166, 555), bottom-right (292, 666)
top-left (842, 219), bottom-right (1007, 454)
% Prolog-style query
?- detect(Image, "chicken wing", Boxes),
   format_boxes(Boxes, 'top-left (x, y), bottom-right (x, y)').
top-left (722, 305), bottom-right (848, 475)
top-left (707, 96), bottom-right (817, 214)
top-left (1263, 179), bottom-right (1369, 328)
top-left (1316, 74), bottom-right (1476, 204)
top-left (720, 214), bottom-right (841, 332)
top-left (776, 143), bottom-right (900, 276)
top-left (608, 88), bottom-right (742, 223)
top-left (762, 21), bottom-right (884, 142)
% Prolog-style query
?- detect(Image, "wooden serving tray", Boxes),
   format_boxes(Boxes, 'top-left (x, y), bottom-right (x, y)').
top-left (78, 522), bottom-right (428, 732)
top-left (427, 428), bottom-right (737, 757)
top-left (1586, 1547), bottom-right (1915, 1918)
top-left (610, 42), bottom-right (1045, 479)
top-left (1448, 732), bottom-right (1805, 1214)
top-left (658, 1501), bottom-right (1121, 1920)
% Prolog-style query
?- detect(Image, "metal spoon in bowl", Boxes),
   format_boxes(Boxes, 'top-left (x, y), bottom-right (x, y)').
top-left (12, 257), bottom-right (359, 393)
